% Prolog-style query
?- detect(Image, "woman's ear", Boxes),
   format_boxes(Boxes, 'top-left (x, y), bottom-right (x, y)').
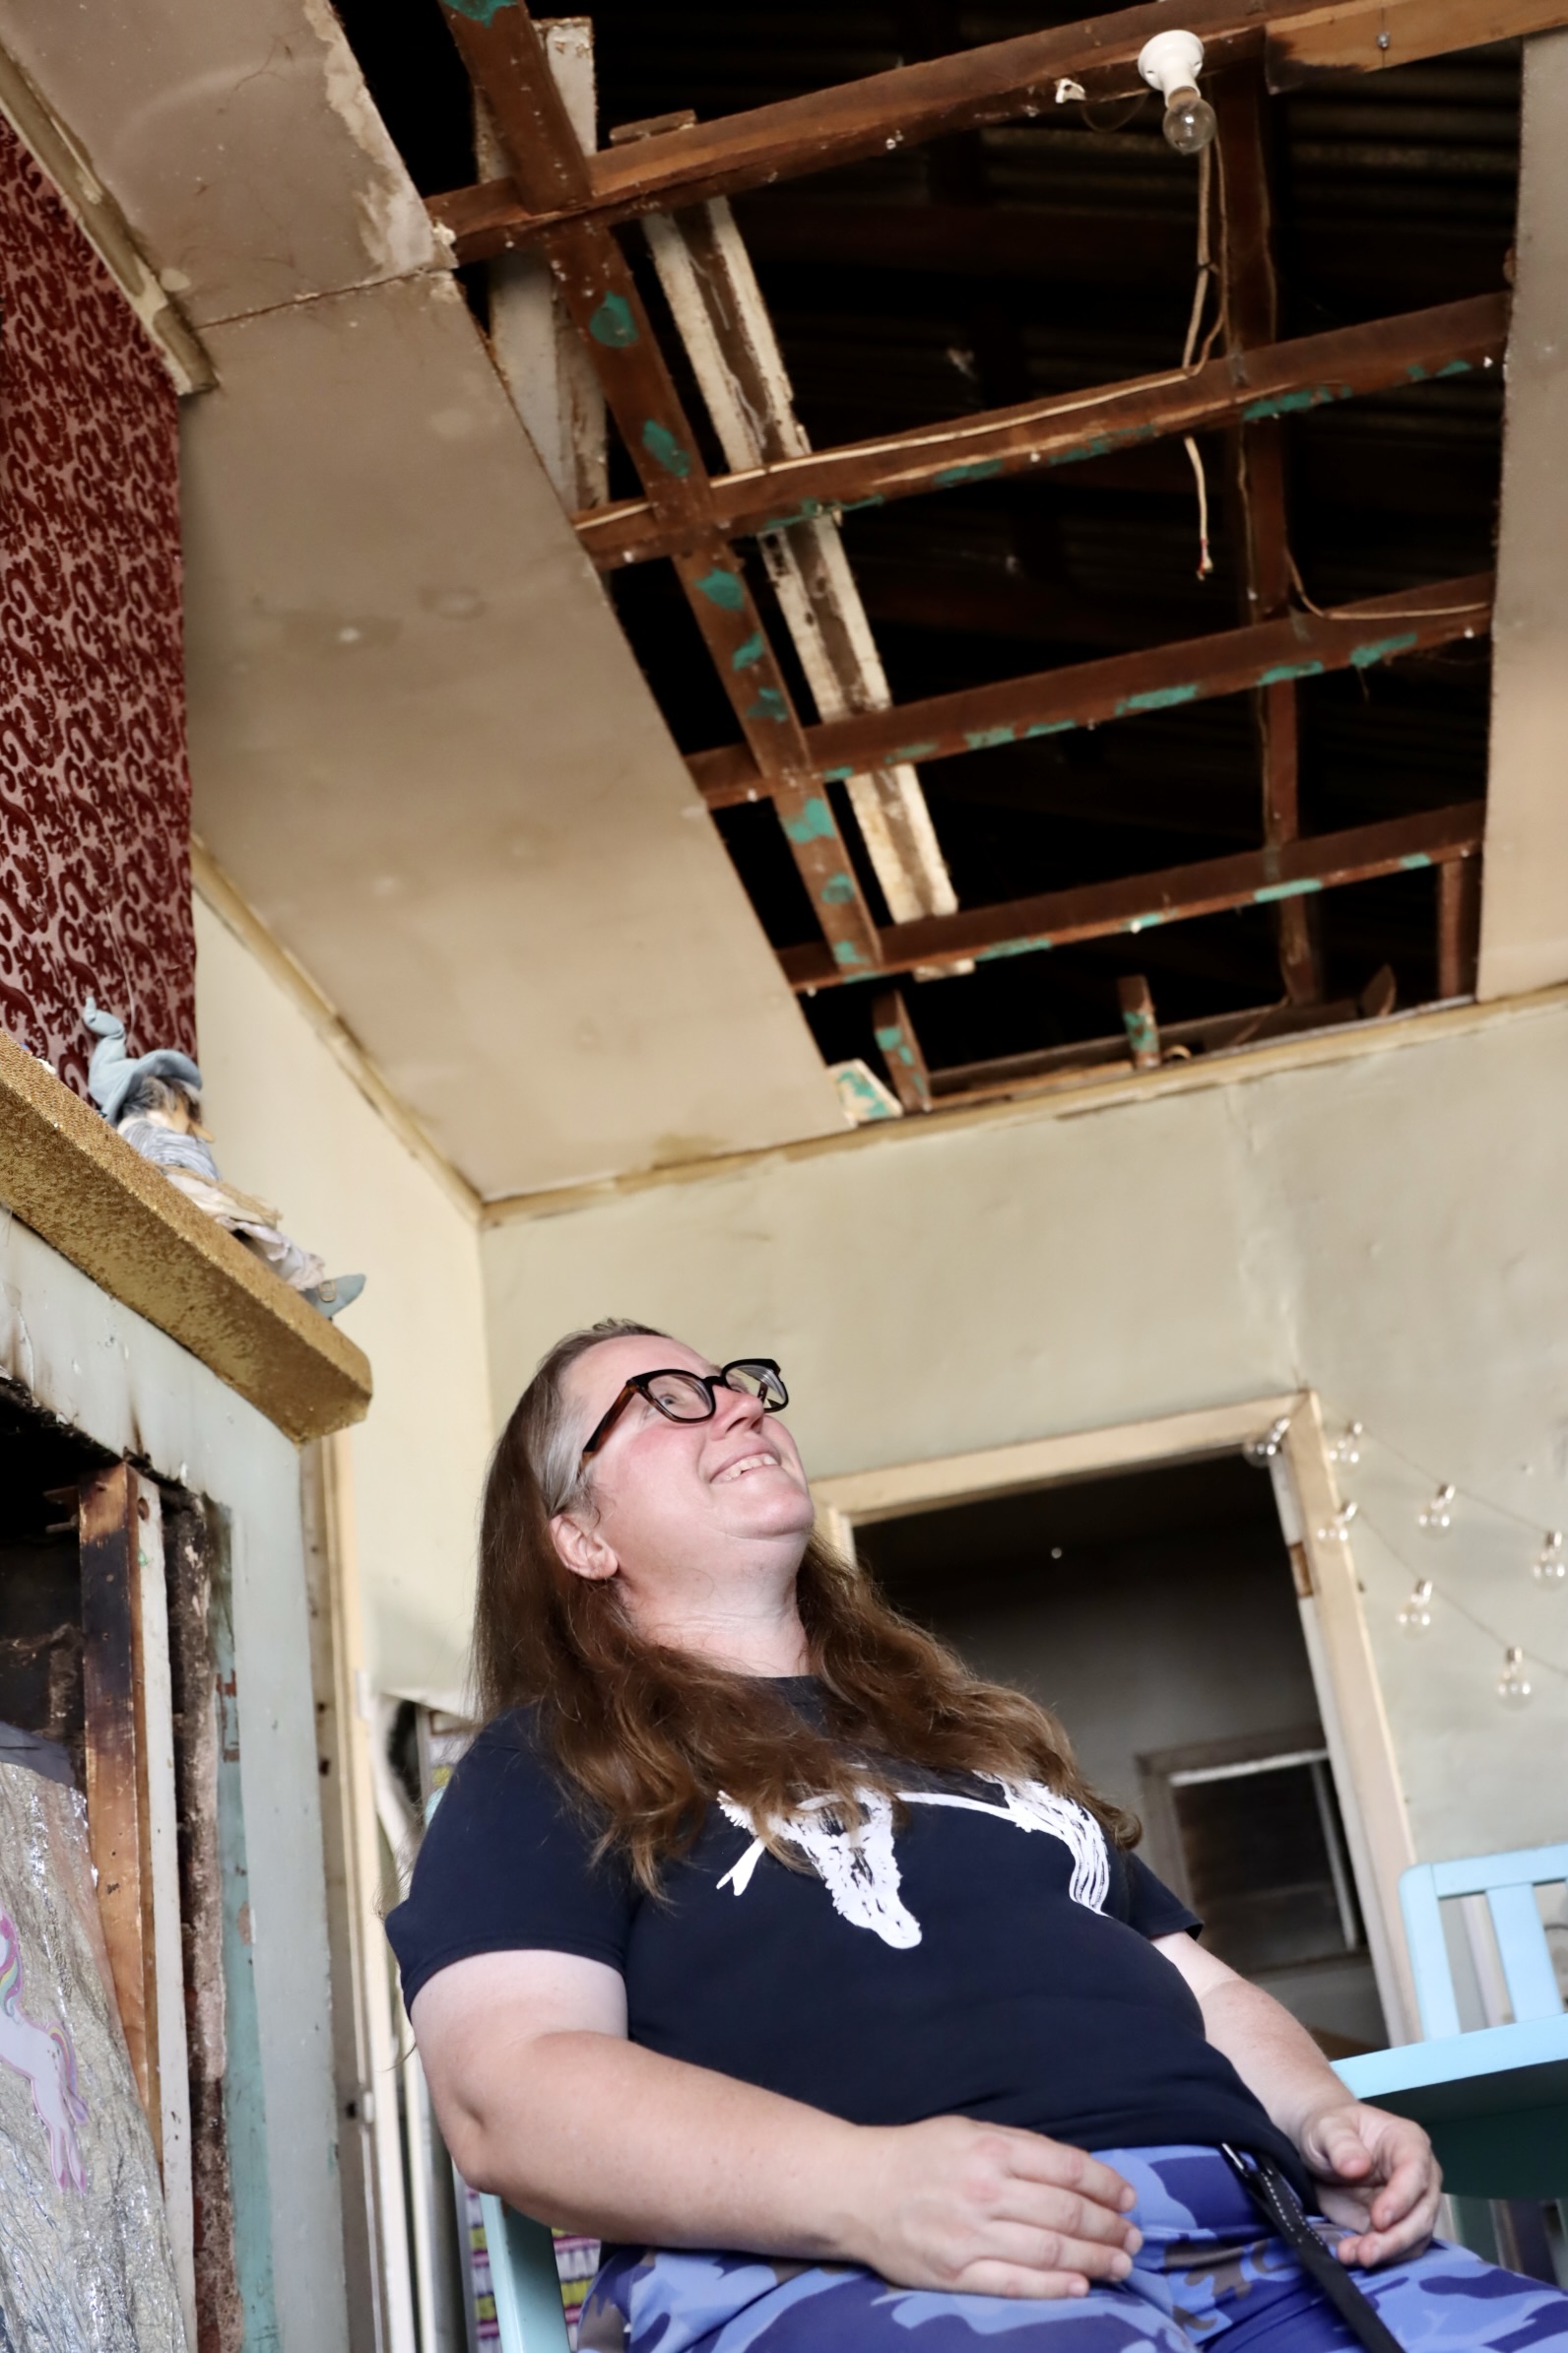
top-left (551, 1509), bottom-right (620, 1584)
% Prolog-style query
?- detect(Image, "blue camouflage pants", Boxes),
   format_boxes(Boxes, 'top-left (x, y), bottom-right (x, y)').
top-left (578, 2146), bottom-right (1568, 2352)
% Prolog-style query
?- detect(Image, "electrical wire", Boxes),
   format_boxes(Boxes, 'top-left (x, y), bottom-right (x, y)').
top-left (1180, 145), bottom-right (1219, 580)
top-left (1351, 1504), bottom-right (1568, 1683)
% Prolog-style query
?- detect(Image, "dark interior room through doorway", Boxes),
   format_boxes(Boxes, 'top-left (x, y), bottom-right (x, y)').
top-left (857, 1450), bottom-right (1388, 2058)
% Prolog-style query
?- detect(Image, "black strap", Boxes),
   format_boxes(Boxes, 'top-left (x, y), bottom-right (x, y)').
top-left (1219, 2145), bottom-right (1406, 2353)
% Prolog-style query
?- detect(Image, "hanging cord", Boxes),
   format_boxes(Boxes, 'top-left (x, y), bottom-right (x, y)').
top-left (1287, 553), bottom-right (1489, 626)
top-left (1180, 145), bottom-right (1223, 580)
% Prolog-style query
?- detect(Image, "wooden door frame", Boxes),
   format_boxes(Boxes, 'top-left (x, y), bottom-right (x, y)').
top-left (812, 1389), bottom-right (1418, 2043)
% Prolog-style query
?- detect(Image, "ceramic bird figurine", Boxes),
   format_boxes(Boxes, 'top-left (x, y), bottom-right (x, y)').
top-left (83, 1000), bottom-right (364, 1320)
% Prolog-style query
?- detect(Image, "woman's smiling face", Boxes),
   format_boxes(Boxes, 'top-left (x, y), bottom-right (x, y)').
top-left (552, 1334), bottom-right (816, 1601)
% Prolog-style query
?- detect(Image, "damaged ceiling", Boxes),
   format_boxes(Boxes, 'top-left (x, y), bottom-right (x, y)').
top-left (338, 0), bottom-right (1526, 1116)
top-left (2, 0), bottom-right (1562, 1196)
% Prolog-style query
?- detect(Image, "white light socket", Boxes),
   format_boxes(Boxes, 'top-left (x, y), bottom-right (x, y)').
top-left (1138, 30), bottom-right (1207, 100)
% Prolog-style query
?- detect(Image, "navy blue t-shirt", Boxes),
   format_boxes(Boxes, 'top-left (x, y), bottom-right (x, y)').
top-left (388, 1683), bottom-right (1306, 2190)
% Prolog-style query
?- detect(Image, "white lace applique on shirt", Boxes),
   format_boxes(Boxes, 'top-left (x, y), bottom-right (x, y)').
top-left (715, 1777), bottom-right (1110, 1950)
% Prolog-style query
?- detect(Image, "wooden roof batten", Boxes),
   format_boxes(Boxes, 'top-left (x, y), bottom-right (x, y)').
top-left (426, 0), bottom-right (1568, 256)
top-left (574, 295), bottom-right (1509, 568)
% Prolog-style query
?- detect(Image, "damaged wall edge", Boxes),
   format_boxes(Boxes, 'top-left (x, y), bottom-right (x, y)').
top-left (0, 33), bottom-right (214, 394)
top-left (478, 979), bottom-right (1568, 1224)
top-left (0, 1029), bottom-right (370, 1443)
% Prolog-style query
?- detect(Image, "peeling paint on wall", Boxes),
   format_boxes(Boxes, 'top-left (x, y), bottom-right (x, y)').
top-left (300, 0), bottom-right (440, 280)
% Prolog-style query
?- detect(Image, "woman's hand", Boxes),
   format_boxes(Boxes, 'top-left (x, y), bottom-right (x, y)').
top-left (1295, 2097), bottom-right (1443, 2268)
top-left (841, 2117), bottom-right (1142, 2300)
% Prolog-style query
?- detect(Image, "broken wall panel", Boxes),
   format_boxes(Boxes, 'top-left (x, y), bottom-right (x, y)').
top-left (0, 1754), bottom-right (185, 2349)
top-left (79, 1463), bottom-right (196, 2343)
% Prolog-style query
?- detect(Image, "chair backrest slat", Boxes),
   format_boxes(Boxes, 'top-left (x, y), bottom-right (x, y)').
top-left (1486, 1883), bottom-right (1564, 2023)
top-left (481, 2194), bottom-right (571, 2353)
top-left (1401, 1843), bottom-right (1567, 2039)
top-left (1428, 1844), bottom-right (1568, 1899)
top-left (1401, 1864), bottom-right (1463, 2039)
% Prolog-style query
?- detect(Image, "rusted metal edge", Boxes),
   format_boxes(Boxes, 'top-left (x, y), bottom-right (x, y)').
top-left (0, 1031), bottom-right (370, 1443)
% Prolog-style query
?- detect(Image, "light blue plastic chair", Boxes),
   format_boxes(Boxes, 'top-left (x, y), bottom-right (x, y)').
top-left (476, 1844), bottom-right (1568, 2344)
top-left (478, 2195), bottom-right (571, 2353)
top-left (1333, 1844), bottom-right (1568, 2198)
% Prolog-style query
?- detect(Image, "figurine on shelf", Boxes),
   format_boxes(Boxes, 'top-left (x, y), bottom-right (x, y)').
top-left (82, 999), bottom-right (365, 1320)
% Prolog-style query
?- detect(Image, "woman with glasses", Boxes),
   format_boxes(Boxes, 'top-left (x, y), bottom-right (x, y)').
top-left (388, 1320), bottom-right (1564, 2353)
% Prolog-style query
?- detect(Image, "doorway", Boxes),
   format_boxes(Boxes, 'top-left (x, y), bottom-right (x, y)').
top-left (854, 1450), bottom-right (1389, 2056)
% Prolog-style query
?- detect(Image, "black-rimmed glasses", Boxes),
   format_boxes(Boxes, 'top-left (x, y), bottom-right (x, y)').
top-left (579, 1359), bottom-right (788, 1464)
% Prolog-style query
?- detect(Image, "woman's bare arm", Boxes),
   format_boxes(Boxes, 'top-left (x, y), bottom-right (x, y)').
top-left (1151, 1933), bottom-right (1442, 2266)
top-left (413, 1949), bottom-right (1143, 2300)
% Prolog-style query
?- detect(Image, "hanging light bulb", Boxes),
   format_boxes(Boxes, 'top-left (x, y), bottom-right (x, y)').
top-left (1497, 1646), bottom-right (1533, 1708)
top-left (1329, 1420), bottom-right (1364, 1466)
top-left (1138, 32), bottom-right (1218, 157)
top-left (1247, 1414), bottom-right (1291, 1465)
top-left (1317, 1501), bottom-right (1358, 1544)
top-left (1532, 1531), bottom-right (1566, 1586)
top-left (1398, 1578), bottom-right (1433, 1636)
top-left (1418, 1482), bottom-right (1456, 1536)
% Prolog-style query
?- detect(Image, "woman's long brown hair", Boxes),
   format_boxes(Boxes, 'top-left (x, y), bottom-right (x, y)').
top-left (475, 1319), bottom-right (1137, 1891)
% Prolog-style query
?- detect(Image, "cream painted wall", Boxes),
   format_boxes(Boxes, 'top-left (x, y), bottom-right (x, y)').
top-left (193, 893), bottom-right (490, 1709)
top-left (483, 997), bottom-right (1568, 1867)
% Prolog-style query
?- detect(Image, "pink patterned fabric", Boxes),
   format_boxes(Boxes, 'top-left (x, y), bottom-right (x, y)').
top-left (0, 118), bottom-right (195, 1096)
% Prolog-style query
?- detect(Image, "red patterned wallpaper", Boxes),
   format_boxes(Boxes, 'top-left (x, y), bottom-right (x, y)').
top-left (0, 118), bottom-right (195, 1098)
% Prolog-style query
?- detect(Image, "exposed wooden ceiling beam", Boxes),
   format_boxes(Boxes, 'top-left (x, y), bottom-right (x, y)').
top-left (1213, 65), bottom-right (1324, 1004)
top-left (640, 195), bottom-right (958, 929)
top-left (691, 574), bottom-right (1493, 804)
top-left (438, 0), bottom-right (884, 975)
top-left (577, 294), bottom-right (1508, 567)
top-left (929, 994), bottom-right (1364, 1099)
top-left (779, 801), bottom-right (1483, 988)
top-left (426, 0), bottom-right (1567, 253)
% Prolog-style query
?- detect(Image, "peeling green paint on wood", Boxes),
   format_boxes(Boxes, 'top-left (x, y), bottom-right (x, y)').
top-left (822, 765), bottom-right (856, 782)
top-left (588, 292), bottom-right (638, 348)
top-left (694, 567), bottom-right (746, 612)
top-left (1254, 878), bottom-right (1325, 903)
top-left (731, 631), bottom-right (764, 671)
top-left (1257, 660), bottom-right (1326, 687)
top-left (1349, 631), bottom-right (1419, 669)
top-left (747, 686), bottom-right (789, 723)
top-left (975, 936), bottom-right (1054, 961)
top-left (819, 872), bottom-right (857, 905)
top-left (833, 939), bottom-right (873, 969)
top-left (783, 796), bottom-right (835, 845)
top-left (1116, 685), bottom-right (1199, 716)
top-left (933, 458), bottom-right (1005, 490)
top-left (893, 741), bottom-right (940, 761)
top-left (641, 420), bottom-right (691, 478)
top-left (1025, 719), bottom-right (1078, 738)
top-left (965, 725), bottom-right (1016, 751)
top-left (1241, 384), bottom-right (1345, 422)
top-left (1401, 853), bottom-right (1433, 870)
